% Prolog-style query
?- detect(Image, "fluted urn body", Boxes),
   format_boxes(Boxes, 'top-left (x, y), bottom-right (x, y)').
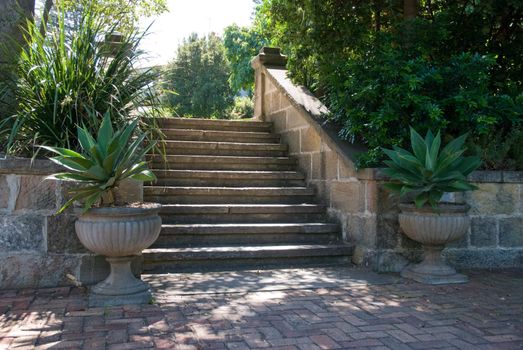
top-left (399, 203), bottom-right (470, 284)
top-left (75, 204), bottom-right (162, 306)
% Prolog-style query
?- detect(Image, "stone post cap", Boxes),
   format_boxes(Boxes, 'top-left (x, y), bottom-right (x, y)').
top-left (252, 47), bottom-right (288, 68)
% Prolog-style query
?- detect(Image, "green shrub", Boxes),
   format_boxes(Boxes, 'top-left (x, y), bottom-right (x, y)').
top-left (228, 96), bottom-right (254, 119)
top-left (256, 0), bottom-right (523, 170)
top-left (0, 3), bottom-right (161, 155)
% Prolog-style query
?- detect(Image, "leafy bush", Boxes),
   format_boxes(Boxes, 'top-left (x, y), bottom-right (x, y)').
top-left (162, 33), bottom-right (233, 119)
top-left (0, 3), bottom-right (161, 155)
top-left (228, 96), bottom-right (254, 119)
top-left (256, 0), bottom-right (523, 170)
top-left (44, 112), bottom-right (156, 213)
top-left (383, 127), bottom-right (480, 208)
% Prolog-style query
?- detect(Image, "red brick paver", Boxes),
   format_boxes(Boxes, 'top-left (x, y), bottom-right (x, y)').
top-left (0, 268), bottom-right (522, 349)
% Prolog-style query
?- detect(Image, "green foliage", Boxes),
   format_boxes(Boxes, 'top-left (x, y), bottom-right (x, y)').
top-left (58, 0), bottom-right (168, 31)
top-left (223, 24), bottom-right (268, 94)
top-left (0, 3), bottom-right (162, 155)
top-left (228, 96), bottom-right (254, 119)
top-left (383, 128), bottom-right (481, 209)
top-left (162, 33), bottom-right (233, 118)
top-left (256, 0), bottom-right (523, 169)
top-left (44, 112), bottom-right (157, 213)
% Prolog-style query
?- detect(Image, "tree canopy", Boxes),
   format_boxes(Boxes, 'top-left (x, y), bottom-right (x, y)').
top-left (163, 33), bottom-right (233, 118)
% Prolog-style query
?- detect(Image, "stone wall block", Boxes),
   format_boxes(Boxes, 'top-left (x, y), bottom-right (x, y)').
top-left (499, 217), bottom-right (523, 247)
top-left (365, 181), bottom-right (378, 213)
top-left (470, 217), bottom-right (497, 247)
top-left (267, 110), bottom-right (287, 132)
top-left (346, 215), bottom-right (377, 248)
top-left (296, 154), bottom-right (312, 178)
top-left (286, 109), bottom-right (308, 129)
top-left (309, 180), bottom-right (330, 205)
top-left (15, 175), bottom-right (56, 211)
top-left (0, 175), bottom-right (9, 209)
top-left (330, 181), bottom-right (364, 213)
top-left (338, 159), bottom-right (356, 179)
top-left (376, 214), bottom-right (401, 249)
top-left (115, 179), bottom-right (143, 204)
top-left (46, 214), bottom-right (87, 253)
top-left (281, 129), bottom-right (300, 154)
top-left (467, 183), bottom-right (518, 215)
top-left (0, 214), bottom-right (45, 252)
top-left (300, 127), bottom-right (321, 152)
top-left (323, 150), bottom-right (338, 180)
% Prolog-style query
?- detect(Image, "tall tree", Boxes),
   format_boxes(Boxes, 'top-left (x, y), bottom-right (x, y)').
top-left (163, 33), bottom-right (233, 118)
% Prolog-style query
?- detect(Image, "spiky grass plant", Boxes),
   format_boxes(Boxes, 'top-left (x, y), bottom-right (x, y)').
top-left (0, 2), bottom-right (162, 155)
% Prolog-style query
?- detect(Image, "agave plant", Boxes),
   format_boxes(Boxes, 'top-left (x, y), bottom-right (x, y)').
top-left (382, 127), bottom-right (481, 208)
top-left (42, 112), bottom-right (156, 213)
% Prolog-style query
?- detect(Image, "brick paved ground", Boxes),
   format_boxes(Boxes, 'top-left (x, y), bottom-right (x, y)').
top-left (1, 267), bottom-right (522, 350)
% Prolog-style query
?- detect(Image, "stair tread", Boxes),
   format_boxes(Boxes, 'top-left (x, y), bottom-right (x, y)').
top-left (149, 154), bottom-right (295, 161)
top-left (160, 223), bottom-right (339, 234)
top-left (157, 117), bottom-right (272, 127)
top-left (144, 244), bottom-right (352, 256)
top-left (161, 128), bottom-right (277, 136)
top-left (152, 170), bottom-right (304, 178)
top-left (161, 140), bottom-right (285, 148)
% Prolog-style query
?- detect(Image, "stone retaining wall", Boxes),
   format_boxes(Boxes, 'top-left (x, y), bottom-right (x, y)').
top-left (252, 48), bottom-right (523, 271)
top-left (0, 158), bottom-right (143, 289)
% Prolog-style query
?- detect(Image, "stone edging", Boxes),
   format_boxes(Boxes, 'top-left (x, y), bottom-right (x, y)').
top-left (0, 157), bottom-right (61, 175)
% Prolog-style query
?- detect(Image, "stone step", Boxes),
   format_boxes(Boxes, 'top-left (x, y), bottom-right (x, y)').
top-left (144, 186), bottom-right (316, 204)
top-left (160, 140), bottom-right (287, 157)
top-left (161, 128), bottom-right (280, 143)
top-left (158, 204), bottom-right (327, 224)
top-left (150, 170), bottom-right (306, 187)
top-left (153, 223), bottom-right (341, 247)
top-left (148, 155), bottom-right (297, 171)
top-left (142, 244), bottom-right (353, 273)
top-left (157, 117), bottom-right (272, 132)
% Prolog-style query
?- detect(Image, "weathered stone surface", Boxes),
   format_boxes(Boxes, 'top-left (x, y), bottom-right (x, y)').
top-left (502, 171), bottom-right (523, 183)
top-left (15, 175), bottom-right (56, 210)
top-left (0, 214), bottom-right (44, 252)
top-left (346, 215), bottom-right (377, 248)
top-left (300, 127), bottom-right (321, 152)
top-left (377, 183), bottom-right (400, 215)
top-left (281, 129), bottom-right (300, 154)
top-left (499, 217), bottom-right (523, 247)
top-left (46, 214), bottom-right (87, 253)
top-left (323, 149), bottom-right (338, 180)
top-left (330, 181), bottom-right (364, 213)
top-left (375, 251), bottom-right (409, 273)
top-left (365, 181), bottom-right (378, 213)
top-left (286, 110), bottom-right (308, 129)
top-left (444, 248), bottom-right (523, 268)
top-left (470, 217), bottom-right (497, 247)
top-left (0, 253), bottom-right (82, 289)
top-left (468, 171), bottom-right (502, 183)
top-left (308, 180), bottom-right (330, 205)
top-left (267, 110), bottom-right (287, 132)
top-left (338, 159), bottom-right (356, 179)
top-left (296, 154), bottom-right (312, 178)
top-left (377, 214), bottom-right (401, 249)
top-left (0, 175), bottom-right (8, 209)
top-left (467, 183), bottom-right (518, 215)
top-left (115, 179), bottom-right (143, 204)
top-left (267, 91), bottom-right (281, 112)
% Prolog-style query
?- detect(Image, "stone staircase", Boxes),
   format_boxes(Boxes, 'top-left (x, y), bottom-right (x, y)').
top-left (142, 117), bottom-right (353, 273)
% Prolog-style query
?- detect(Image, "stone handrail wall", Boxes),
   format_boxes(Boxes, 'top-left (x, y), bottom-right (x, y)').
top-left (0, 158), bottom-right (143, 289)
top-left (251, 47), bottom-right (523, 271)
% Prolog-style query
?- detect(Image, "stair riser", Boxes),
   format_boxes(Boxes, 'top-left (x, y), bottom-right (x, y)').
top-left (163, 133), bottom-right (279, 144)
top-left (153, 233), bottom-right (340, 247)
top-left (163, 148), bottom-right (287, 157)
top-left (144, 194), bottom-right (316, 205)
top-left (150, 162), bottom-right (296, 171)
top-left (150, 179), bottom-right (306, 187)
top-left (158, 121), bottom-right (272, 133)
top-left (159, 213), bottom-right (327, 224)
top-left (143, 256), bottom-right (351, 273)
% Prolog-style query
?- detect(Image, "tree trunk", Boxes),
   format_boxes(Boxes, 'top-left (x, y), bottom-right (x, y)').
top-left (403, 0), bottom-right (418, 19)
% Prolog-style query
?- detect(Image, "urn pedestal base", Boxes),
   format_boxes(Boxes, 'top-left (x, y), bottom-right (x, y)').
top-left (401, 245), bottom-right (468, 285)
top-left (89, 256), bottom-right (152, 307)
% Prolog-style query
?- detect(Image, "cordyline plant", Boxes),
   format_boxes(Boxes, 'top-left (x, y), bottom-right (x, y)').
top-left (42, 112), bottom-right (157, 213)
top-left (382, 127), bottom-right (481, 209)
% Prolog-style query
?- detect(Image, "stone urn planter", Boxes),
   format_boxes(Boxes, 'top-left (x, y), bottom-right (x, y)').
top-left (399, 203), bottom-right (470, 284)
top-left (75, 204), bottom-right (162, 306)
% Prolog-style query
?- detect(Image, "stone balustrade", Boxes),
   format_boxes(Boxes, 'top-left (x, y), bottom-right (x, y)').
top-left (252, 47), bottom-right (523, 271)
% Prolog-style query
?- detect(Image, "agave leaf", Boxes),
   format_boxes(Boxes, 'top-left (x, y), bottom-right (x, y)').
top-left (431, 171), bottom-right (466, 182)
top-left (382, 183), bottom-right (404, 193)
top-left (456, 156), bottom-right (481, 176)
top-left (414, 192), bottom-right (429, 208)
top-left (129, 169), bottom-right (157, 182)
top-left (425, 129), bottom-right (434, 147)
top-left (49, 156), bottom-right (91, 172)
top-left (410, 127), bottom-right (426, 162)
top-left (77, 126), bottom-right (96, 153)
top-left (39, 145), bottom-right (85, 158)
top-left (85, 165), bottom-right (108, 181)
top-left (428, 130), bottom-right (441, 168)
top-left (46, 172), bottom-right (98, 182)
top-left (97, 111), bottom-right (114, 155)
